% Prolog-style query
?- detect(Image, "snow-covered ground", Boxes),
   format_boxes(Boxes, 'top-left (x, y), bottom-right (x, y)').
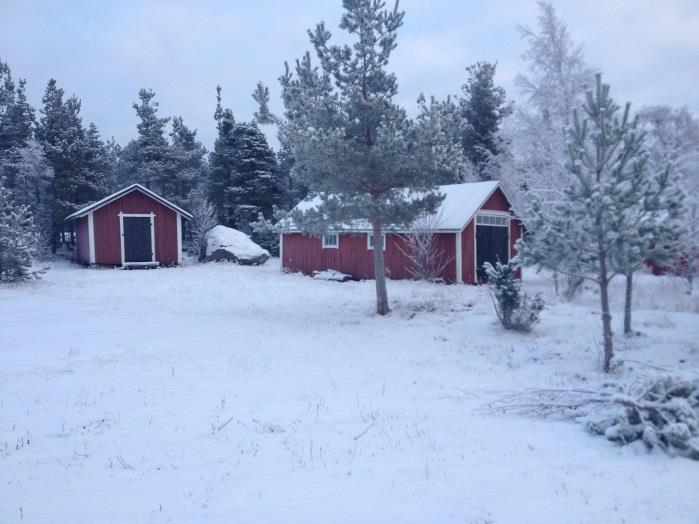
top-left (1, 260), bottom-right (697, 523)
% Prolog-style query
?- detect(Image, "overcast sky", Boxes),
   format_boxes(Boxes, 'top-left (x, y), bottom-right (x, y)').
top-left (1, 0), bottom-right (698, 150)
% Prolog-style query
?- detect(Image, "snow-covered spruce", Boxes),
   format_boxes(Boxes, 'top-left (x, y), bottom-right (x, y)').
top-left (0, 177), bottom-right (38, 281)
top-left (484, 260), bottom-right (544, 332)
top-left (205, 225), bottom-right (269, 265)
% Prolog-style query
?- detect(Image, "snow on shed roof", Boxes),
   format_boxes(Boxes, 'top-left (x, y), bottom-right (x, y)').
top-left (285, 180), bottom-right (506, 232)
top-left (65, 184), bottom-right (193, 221)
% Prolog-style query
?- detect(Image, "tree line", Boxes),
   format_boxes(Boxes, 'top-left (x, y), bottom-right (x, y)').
top-left (1, 0), bottom-right (698, 372)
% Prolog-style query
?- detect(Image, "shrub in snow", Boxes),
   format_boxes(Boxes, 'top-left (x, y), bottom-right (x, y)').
top-left (397, 212), bottom-right (453, 282)
top-left (484, 260), bottom-right (543, 332)
top-left (188, 188), bottom-right (217, 261)
top-left (205, 225), bottom-right (269, 265)
top-left (0, 177), bottom-right (39, 282)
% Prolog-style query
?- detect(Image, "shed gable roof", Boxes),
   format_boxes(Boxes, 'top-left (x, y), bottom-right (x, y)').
top-left (285, 180), bottom-right (510, 232)
top-left (65, 184), bottom-right (193, 221)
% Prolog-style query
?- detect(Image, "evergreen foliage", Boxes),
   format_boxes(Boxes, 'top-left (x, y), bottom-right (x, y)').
top-left (254, 0), bottom-right (445, 315)
top-left (168, 116), bottom-right (207, 208)
top-left (125, 89), bottom-right (171, 193)
top-left (0, 177), bottom-right (37, 281)
top-left (484, 260), bottom-right (544, 332)
top-left (518, 74), bottom-right (681, 371)
top-left (460, 62), bottom-right (511, 180)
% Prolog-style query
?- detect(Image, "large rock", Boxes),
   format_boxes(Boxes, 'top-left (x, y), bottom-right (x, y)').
top-left (205, 225), bottom-right (270, 265)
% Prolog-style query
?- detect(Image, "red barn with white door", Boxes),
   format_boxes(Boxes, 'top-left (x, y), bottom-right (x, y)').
top-left (65, 184), bottom-right (192, 267)
top-left (280, 181), bottom-right (523, 284)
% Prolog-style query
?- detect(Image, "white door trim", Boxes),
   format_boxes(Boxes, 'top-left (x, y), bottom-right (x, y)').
top-left (87, 211), bottom-right (96, 264)
top-left (279, 233), bottom-right (284, 269)
top-left (119, 212), bottom-right (157, 266)
top-left (455, 231), bottom-right (462, 283)
top-left (176, 213), bottom-right (182, 264)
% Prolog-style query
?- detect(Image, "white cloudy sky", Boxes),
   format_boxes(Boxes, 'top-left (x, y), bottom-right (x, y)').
top-left (1, 0), bottom-right (698, 149)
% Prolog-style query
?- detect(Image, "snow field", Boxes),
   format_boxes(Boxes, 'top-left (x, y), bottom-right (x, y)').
top-left (1, 260), bottom-right (697, 523)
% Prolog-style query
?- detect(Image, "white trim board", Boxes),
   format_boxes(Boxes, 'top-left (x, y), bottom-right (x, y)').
top-left (119, 212), bottom-right (157, 267)
top-left (176, 213), bottom-right (182, 264)
top-left (87, 212), bottom-right (96, 264)
top-left (455, 231), bottom-right (462, 284)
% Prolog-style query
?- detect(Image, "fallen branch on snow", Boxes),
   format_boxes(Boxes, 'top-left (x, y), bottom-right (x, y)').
top-left (479, 377), bottom-right (699, 460)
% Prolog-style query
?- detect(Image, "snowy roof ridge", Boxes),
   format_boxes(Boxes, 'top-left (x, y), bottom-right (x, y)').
top-left (284, 180), bottom-right (505, 232)
top-left (65, 184), bottom-right (193, 221)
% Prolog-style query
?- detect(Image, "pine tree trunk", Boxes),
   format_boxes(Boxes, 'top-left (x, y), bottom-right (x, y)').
top-left (597, 235), bottom-right (614, 372)
top-left (372, 218), bottom-right (390, 316)
top-left (623, 272), bottom-right (634, 335)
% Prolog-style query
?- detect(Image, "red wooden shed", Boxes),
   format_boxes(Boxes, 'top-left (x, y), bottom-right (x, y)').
top-left (65, 184), bottom-right (192, 267)
top-left (280, 181), bottom-right (523, 284)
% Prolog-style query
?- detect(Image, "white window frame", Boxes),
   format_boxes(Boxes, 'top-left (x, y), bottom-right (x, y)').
top-left (367, 232), bottom-right (387, 250)
top-left (119, 212), bottom-right (157, 266)
top-left (475, 213), bottom-right (509, 227)
top-left (322, 233), bottom-right (339, 249)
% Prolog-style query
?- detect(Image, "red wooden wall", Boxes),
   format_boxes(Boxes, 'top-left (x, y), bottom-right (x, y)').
top-left (282, 186), bottom-right (522, 284)
top-left (282, 232), bottom-right (457, 282)
top-left (75, 216), bottom-right (90, 264)
top-left (92, 190), bottom-right (179, 265)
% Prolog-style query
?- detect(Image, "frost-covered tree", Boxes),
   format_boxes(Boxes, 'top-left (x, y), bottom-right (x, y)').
top-left (609, 165), bottom-right (686, 335)
top-left (187, 188), bottom-right (217, 261)
top-left (519, 74), bottom-right (653, 372)
top-left (397, 212), bottom-right (453, 281)
top-left (254, 0), bottom-right (444, 315)
top-left (208, 86), bottom-right (237, 225)
top-left (35, 80), bottom-right (87, 251)
top-left (227, 122), bottom-right (280, 232)
top-left (2, 140), bottom-right (54, 256)
top-left (168, 116), bottom-right (207, 208)
top-left (0, 177), bottom-right (37, 281)
top-left (507, 1), bottom-right (595, 206)
top-left (638, 106), bottom-right (699, 289)
top-left (125, 89), bottom-right (170, 194)
top-left (460, 62), bottom-right (511, 180)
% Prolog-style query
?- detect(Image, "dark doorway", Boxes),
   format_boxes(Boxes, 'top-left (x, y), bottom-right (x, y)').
top-left (476, 224), bottom-right (508, 282)
top-left (123, 216), bottom-right (153, 263)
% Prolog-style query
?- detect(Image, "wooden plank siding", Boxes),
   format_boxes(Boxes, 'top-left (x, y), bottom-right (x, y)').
top-left (92, 191), bottom-right (179, 266)
top-left (75, 216), bottom-right (90, 264)
top-left (282, 232), bottom-right (457, 282)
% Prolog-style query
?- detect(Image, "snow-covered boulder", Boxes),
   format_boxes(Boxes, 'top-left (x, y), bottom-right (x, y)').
top-left (205, 225), bottom-right (269, 265)
top-left (312, 269), bottom-right (352, 282)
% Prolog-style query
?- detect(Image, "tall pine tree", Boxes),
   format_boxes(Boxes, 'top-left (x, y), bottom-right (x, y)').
top-left (519, 74), bottom-right (667, 372)
top-left (168, 116), bottom-right (207, 207)
top-left (255, 0), bottom-right (444, 315)
top-left (460, 62), bottom-right (510, 180)
top-left (35, 80), bottom-right (87, 251)
top-left (125, 89), bottom-right (170, 194)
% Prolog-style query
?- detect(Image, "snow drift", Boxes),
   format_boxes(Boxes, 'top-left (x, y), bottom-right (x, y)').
top-left (206, 225), bottom-right (269, 265)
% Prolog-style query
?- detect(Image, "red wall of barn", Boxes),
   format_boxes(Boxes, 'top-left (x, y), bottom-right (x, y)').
top-left (481, 187), bottom-right (510, 212)
top-left (282, 232), bottom-right (456, 282)
top-left (75, 216), bottom-right (90, 264)
top-left (92, 190), bottom-right (179, 265)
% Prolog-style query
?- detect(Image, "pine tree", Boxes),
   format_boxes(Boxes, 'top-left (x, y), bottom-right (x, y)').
top-left (35, 80), bottom-right (87, 251)
top-left (125, 89), bottom-right (170, 194)
top-left (255, 0), bottom-right (443, 315)
top-left (208, 86), bottom-right (237, 225)
top-left (227, 122), bottom-right (280, 232)
top-left (80, 123), bottom-right (110, 204)
top-left (0, 177), bottom-right (37, 281)
top-left (460, 62), bottom-right (511, 180)
top-left (519, 74), bottom-right (654, 372)
top-left (168, 116), bottom-right (207, 208)
top-left (3, 140), bottom-right (54, 256)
